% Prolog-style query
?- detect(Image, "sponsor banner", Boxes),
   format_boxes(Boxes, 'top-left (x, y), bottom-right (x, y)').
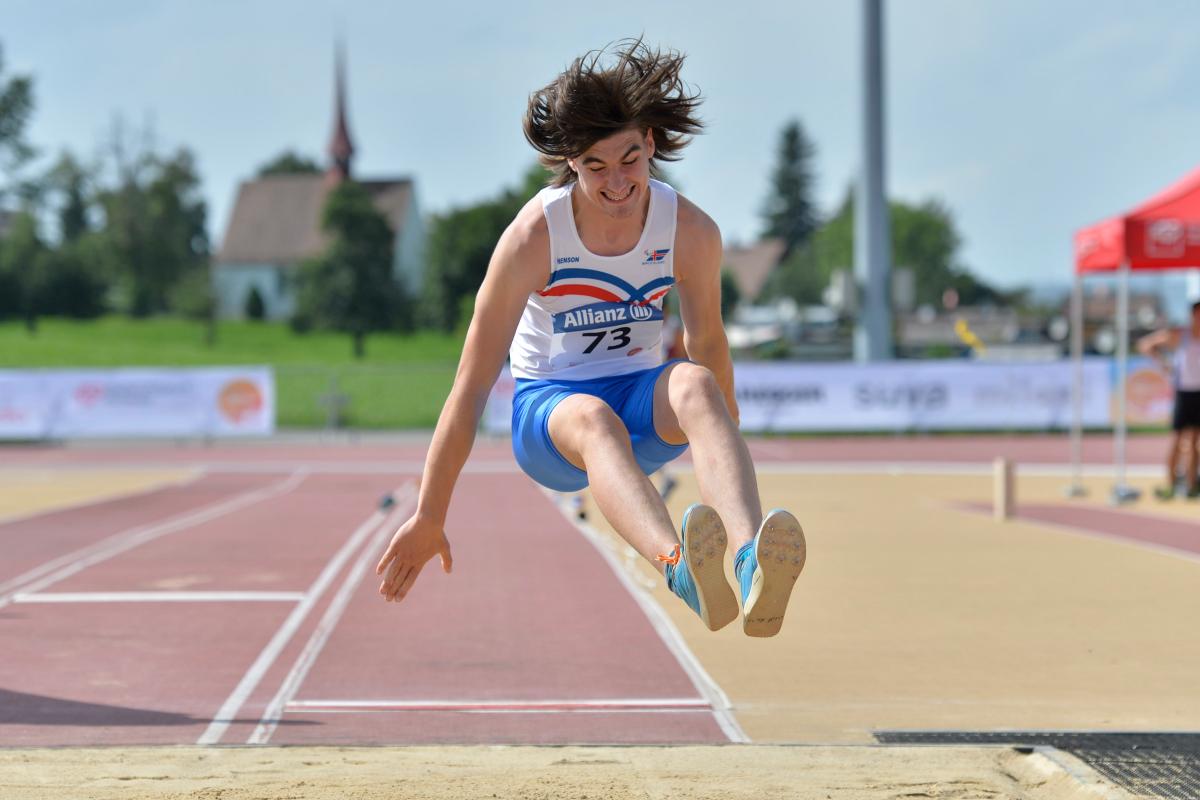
top-left (482, 359), bottom-right (1113, 435)
top-left (0, 371), bottom-right (55, 439)
top-left (0, 368), bottom-right (274, 439)
top-left (732, 360), bottom-right (1110, 432)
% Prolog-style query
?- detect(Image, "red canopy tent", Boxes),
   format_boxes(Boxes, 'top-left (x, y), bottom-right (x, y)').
top-left (1075, 167), bottom-right (1200, 273)
top-left (1068, 167), bottom-right (1200, 501)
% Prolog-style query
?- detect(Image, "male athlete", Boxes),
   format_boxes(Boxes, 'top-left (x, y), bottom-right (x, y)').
top-left (376, 40), bottom-right (806, 636)
top-left (1138, 299), bottom-right (1200, 499)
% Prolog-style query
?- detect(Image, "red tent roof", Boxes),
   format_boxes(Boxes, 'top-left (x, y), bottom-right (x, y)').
top-left (1074, 166), bottom-right (1200, 273)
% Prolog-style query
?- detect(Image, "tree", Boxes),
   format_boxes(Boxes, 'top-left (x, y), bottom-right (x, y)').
top-left (764, 191), bottom-right (1005, 309)
top-left (762, 242), bottom-right (827, 305)
top-left (0, 44), bottom-right (35, 198)
top-left (35, 241), bottom-right (107, 319)
top-left (43, 152), bottom-right (92, 243)
top-left (0, 210), bottom-right (47, 331)
top-left (94, 123), bottom-right (210, 317)
top-left (761, 120), bottom-right (818, 257)
top-left (420, 163), bottom-right (551, 331)
top-left (169, 265), bottom-right (217, 345)
top-left (294, 180), bottom-right (409, 358)
top-left (257, 151), bottom-right (321, 177)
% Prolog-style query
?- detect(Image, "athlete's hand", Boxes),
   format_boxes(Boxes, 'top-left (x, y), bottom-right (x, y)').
top-left (375, 513), bottom-right (453, 603)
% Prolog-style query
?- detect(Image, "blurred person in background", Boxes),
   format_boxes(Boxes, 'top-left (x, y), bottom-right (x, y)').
top-left (1138, 300), bottom-right (1200, 499)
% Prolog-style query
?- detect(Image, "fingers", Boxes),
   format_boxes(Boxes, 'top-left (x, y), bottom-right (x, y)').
top-left (375, 540), bottom-right (398, 575)
top-left (394, 564), bottom-right (421, 601)
top-left (378, 556), bottom-right (406, 599)
top-left (384, 566), bottom-right (415, 602)
top-left (380, 565), bottom-right (407, 602)
top-left (375, 533), bottom-right (454, 604)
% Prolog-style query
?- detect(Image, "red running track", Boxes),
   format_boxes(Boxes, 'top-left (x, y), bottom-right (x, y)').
top-left (0, 434), bottom-right (1177, 747)
top-left (962, 500), bottom-right (1200, 561)
top-left (0, 455), bottom-right (730, 746)
top-left (0, 431), bottom-right (1173, 470)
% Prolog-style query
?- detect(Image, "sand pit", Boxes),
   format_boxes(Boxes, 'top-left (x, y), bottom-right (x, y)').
top-left (0, 744), bottom-right (1124, 800)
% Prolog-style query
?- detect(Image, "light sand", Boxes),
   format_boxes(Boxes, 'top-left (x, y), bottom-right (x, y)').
top-left (0, 468), bottom-right (200, 524)
top-left (579, 469), bottom-right (1200, 743)
top-left (0, 744), bottom-right (1125, 800)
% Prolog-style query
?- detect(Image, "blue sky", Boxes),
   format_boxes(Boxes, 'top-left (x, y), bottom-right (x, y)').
top-left (5, 0), bottom-right (1200, 291)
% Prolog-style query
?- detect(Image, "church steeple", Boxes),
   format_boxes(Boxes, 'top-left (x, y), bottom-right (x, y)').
top-left (327, 41), bottom-right (355, 183)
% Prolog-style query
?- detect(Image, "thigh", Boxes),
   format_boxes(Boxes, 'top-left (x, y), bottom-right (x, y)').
top-left (615, 361), bottom-right (690, 470)
top-left (511, 384), bottom-right (589, 492)
top-left (545, 392), bottom-right (628, 471)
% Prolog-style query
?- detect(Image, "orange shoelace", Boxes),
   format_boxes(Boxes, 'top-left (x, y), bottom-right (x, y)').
top-left (655, 544), bottom-right (681, 566)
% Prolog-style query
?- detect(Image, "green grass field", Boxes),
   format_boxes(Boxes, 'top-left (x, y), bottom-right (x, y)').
top-left (0, 317), bottom-right (465, 429)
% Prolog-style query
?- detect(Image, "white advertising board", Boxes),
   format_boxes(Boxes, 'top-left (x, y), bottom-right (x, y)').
top-left (731, 359), bottom-right (1111, 432)
top-left (0, 367), bottom-right (275, 439)
top-left (482, 358), bottom-right (1113, 435)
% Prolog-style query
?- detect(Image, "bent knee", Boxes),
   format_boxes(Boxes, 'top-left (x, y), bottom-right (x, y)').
top-left (669, 363), bottom-right (723, 414)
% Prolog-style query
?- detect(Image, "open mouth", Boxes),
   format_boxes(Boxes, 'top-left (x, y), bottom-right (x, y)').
top-left (601, 185), bottom-right (635, 203)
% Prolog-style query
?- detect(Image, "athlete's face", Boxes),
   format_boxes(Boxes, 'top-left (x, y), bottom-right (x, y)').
top-left (568, 127), bottom-right (655, 220)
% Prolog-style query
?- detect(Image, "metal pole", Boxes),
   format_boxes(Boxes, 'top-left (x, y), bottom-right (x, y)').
top-left (854, 0), bottom-right (893, 362)
top-left (1066, 273), bottom-right (1086, 496)
top-left (1111, 262), bottom-right (1139, 503)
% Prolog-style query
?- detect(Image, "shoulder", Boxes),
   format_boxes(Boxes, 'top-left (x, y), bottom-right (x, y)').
top-left (673, 192), bottom-right (722, 276)
top-left (493, 194), bottom-right (551, 289)
top-left (506, 194), bottom-right (551, 256)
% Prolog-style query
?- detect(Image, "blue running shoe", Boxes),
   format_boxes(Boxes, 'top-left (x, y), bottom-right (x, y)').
top-left (663, 504), bottom-right (738, 631)
top-left (735, 509), bottom-right (806, 637)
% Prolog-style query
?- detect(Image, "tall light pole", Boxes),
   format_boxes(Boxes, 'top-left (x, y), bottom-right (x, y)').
top-left (855, 0), bottom-right (894, 361)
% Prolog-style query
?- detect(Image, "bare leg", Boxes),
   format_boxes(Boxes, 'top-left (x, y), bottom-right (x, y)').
top-left (1167, 431), bottom-right (1184, 487)
top-left (1186, 430), bottom-right (1200, 492)
top-left (652, 362), bottom-right (763, 550)
top-left (548, 394), bottom-right (678, 573)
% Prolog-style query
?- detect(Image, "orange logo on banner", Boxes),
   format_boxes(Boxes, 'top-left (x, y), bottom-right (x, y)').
top-left (1117, 367), bottom-right (1173, 425)
top-left (218, 379), bottom-right (263, 423)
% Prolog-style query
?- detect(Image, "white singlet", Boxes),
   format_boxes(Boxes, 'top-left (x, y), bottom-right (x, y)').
top-left (508, 179), bottom-right (679, 381)
top-left (1175, 327), bottom-right (1200, 391)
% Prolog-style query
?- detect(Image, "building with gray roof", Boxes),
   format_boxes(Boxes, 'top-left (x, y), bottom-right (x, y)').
top-left (213, 48), bottom-right (423, 321)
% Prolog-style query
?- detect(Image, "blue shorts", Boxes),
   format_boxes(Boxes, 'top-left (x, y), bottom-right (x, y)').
top-left (511, 360), bottom-right (690, 492)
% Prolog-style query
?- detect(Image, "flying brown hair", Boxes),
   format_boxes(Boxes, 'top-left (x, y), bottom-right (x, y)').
top-left (523, 38), bottom-right (704, 187)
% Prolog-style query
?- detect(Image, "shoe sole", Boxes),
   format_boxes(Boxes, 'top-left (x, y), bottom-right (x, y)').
top-left (743, 509), bottom-right (806, 638)
top-left (683, 505), bottom-right (739, 632)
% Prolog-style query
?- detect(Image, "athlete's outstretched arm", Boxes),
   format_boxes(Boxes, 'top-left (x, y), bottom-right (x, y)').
top-left (376, 202), bottom-right (549, 603)
top-left (674, 200), bottom-right (738, 422)
top-left (1137, 327), bottom-right (1181, 372)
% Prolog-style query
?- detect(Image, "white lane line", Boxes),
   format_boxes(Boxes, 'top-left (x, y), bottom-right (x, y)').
top-left (285, 698), bottom-right (710, 713)
top-left (0, 471), bottom-right (308, 610)
top-left (196, 481), bottom-right (414, 746)
top-left (246, 486), bottom-right (417, 745)
top-left (0, 468), bottom-right (205, 528)
top-left (545, 491), bottom-right (750, 744)
top-left (13, 591), bottom-right (305, 604)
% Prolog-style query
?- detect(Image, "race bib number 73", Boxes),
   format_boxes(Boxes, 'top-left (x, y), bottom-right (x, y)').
top-left (549, 301), bottom-right (663, 369)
